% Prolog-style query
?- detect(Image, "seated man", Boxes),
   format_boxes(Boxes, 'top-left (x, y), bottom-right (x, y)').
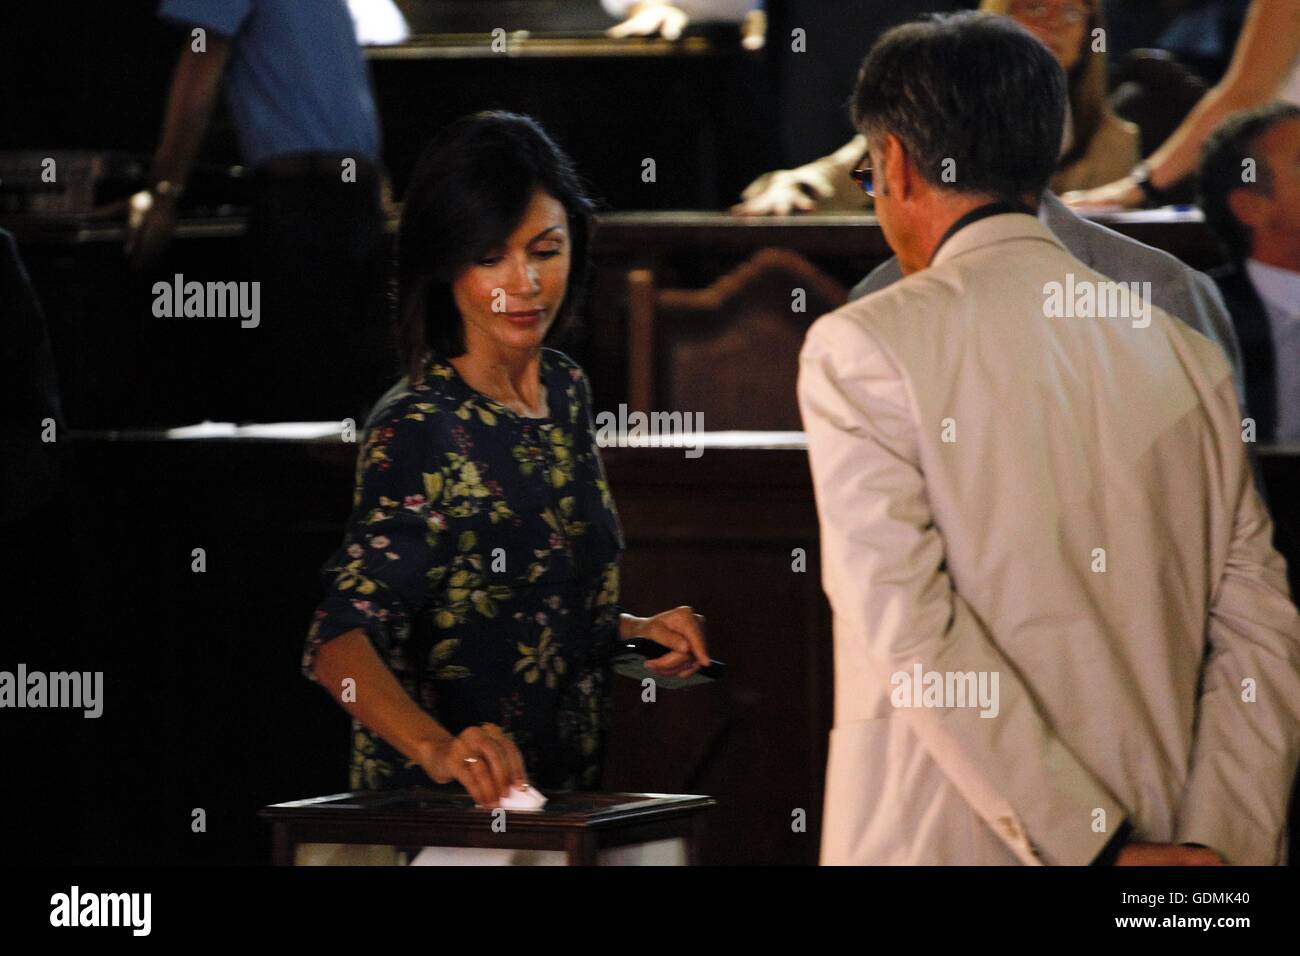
top-left (1199, 102), bottom-right (1300, 445)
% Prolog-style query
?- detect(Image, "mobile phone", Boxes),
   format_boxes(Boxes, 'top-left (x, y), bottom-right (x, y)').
top-left (617, 637), bottom-right (727, 680)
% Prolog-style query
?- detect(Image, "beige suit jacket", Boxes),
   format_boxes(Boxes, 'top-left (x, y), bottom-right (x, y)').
top-left (798, 212), bottom-right (1300, 865)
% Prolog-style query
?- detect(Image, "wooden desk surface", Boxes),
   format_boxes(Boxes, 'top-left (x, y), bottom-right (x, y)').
top-left (260, 789), bottom-right (714, 830)
top-left (5, 205), bottom-right (1214, 254)
top-left (590, 207), bottom-right (1219, 265)
top-left (366, 34), bottom-right (719, 60)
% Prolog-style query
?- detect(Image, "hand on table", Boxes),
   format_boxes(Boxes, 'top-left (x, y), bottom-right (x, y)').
top-left (732, 166), bottom-right (837, 216)
top-left (608, 1), bottom-right (690, 41)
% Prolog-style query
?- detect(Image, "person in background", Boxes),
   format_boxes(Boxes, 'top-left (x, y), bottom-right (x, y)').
top-left (1064, 0), bottom-right (1300, 209)
top-left (126, 0), bottom-right (395, 423)
top-left (1199, 103), bottom-right (1300, 445)
top-left (800, 12), bottom-right (1300, 865)
top-left (734, 0), bottom-right (1137, 214)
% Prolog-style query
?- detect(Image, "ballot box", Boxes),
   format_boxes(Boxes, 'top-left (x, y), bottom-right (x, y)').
top-left (259, 789), bottom-right (716, 866)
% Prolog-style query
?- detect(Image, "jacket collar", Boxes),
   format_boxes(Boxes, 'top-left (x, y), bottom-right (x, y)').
top-left (930, 207), bottom-right (1063, 270)
top-left (927, 200), bottom-right (1036, 266)
top-left (1038, 189), bottom-right (1077, 233)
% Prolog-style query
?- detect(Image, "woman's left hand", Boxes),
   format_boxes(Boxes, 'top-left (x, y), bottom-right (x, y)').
top-left (624, 607), bottom-right (710, 678)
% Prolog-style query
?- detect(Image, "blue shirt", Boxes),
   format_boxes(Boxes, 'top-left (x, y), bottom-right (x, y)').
top-left (159, 0), bottom-right (380, 166)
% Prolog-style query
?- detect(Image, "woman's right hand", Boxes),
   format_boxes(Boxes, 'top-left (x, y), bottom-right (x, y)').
top-left (607, 1), bottom-right (690, 41)
top-left (416, 724), bottom-right (528, 808)
top-left (125, 189), bottom-right (180, 271)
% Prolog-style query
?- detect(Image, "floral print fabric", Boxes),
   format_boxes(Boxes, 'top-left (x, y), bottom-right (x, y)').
top-left (303, 348), bottom-right (626, 791)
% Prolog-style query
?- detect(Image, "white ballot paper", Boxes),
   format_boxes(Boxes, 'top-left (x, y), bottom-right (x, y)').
top-left (406, 787), bottom-right (684, 865)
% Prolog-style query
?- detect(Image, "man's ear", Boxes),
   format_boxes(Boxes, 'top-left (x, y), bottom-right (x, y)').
top-left (1227, 186), bottom-right (1270, 232)
top-left (882, 132), bottom-right (910, 200)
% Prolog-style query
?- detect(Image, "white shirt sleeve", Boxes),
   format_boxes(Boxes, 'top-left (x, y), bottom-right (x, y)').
top-left (347, 0), bottom-right (410, 46)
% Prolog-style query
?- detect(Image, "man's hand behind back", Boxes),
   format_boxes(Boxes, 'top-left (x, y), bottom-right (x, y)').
top-left (1116, 843), bottom-right (1226, 865)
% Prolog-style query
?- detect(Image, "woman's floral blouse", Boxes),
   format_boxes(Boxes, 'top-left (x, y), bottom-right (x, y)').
top-left (303, 348), bottom-right (626, 792)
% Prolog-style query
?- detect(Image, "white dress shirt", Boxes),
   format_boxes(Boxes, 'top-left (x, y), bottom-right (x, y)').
top-left (1245, 259), bottom-right (1300, 443)
top-left (346, 0), bottom-right (410, 45)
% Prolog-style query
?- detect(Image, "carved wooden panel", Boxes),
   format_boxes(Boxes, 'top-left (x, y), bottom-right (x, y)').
top-left (627, 248), bottom-right (848, 430)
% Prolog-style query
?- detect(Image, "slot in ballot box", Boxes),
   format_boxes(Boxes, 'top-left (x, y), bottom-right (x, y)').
top-left (259, 789), bottom-right (716, 866)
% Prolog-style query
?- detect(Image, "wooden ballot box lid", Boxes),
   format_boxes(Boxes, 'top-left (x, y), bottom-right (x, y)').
top-left (259, 788), bottom-right (717, 864)
top-left (260, 788), bottom-right (716, 831)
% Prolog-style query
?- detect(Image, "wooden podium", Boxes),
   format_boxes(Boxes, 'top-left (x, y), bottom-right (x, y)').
top-left (260, 789), bottom-right (716, 866)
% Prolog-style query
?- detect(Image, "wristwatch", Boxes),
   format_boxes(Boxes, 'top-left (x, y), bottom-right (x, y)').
top-left (1129, 162), bottom-right (1167, 209)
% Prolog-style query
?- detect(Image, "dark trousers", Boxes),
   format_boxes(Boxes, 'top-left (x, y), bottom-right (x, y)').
top-left (236, 158), bottom-right (396, 423)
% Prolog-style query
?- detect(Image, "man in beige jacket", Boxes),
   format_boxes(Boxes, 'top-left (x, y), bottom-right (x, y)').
top-left (798, 12), bottom-right (1300, 865)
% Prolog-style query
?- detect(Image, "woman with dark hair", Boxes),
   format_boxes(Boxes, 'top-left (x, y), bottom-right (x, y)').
top-left (300, 113), bottom-right (711, 856)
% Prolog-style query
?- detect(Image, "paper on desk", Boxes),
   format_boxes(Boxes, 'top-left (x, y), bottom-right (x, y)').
top-left (164, 421), bottom-right (348, 440)
top-left (472, 784), bottom-right (547, 812)
top-left (498, 784), bottom-right (547, 811)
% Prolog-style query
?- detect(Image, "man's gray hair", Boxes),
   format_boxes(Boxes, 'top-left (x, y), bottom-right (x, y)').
top-left (851, 12), bottom-right (1067, 201)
